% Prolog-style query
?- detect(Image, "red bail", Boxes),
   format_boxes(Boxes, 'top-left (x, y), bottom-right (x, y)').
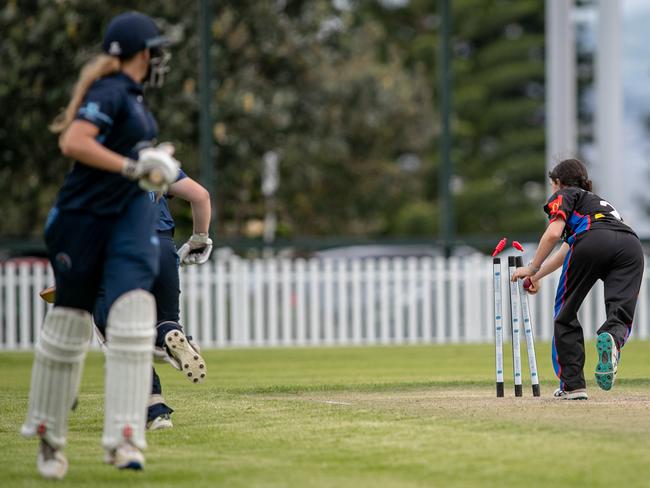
top-left (491, 237), bottom-right (507, 257)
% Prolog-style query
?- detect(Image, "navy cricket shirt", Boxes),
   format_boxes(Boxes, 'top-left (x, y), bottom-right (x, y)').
top-left (55, 72), bottom-right (158, 216)
top-left (150, 169), bottom-right (188, 232)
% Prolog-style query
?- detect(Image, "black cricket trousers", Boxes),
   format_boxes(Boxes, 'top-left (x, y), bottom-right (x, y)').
top-left (552, 229), bottom-right (644, 391)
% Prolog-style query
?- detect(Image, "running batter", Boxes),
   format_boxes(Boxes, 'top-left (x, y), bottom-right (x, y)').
top-left (21, 12), bottom-right (179, 479)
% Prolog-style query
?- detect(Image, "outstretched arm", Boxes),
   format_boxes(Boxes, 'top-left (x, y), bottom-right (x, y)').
top-left (530, 242), bottom-right (570, 282)
top-left (512, 218), bottom-right (566, 281)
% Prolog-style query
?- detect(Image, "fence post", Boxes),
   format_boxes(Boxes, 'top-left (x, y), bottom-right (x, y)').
top-left (296, 259), bottom-right (307, 346)
top-left (435, 257), bottom-right (446, 344)
top-left (379, 258), bottom-right (390, 344)
top-left (308, 258), bottom-right (321, 345)
top-left (281, 258), bottom-right (292, 345)
top-left (5, 262), bottom-right (16, 349)
top-left (393, 258), bottom-right (404, 344)
top-left (422, 257), bottom-right (433, 343)
top-left (364, 259), bottom-right (376, 344)
top-left (323, 259), bottom-right (334, 345)
top-left (351, 259), bottom-right (362, 345)
top-left (406, 257), bottom-right (418, 343)
top-left (253, 259), bottom-right (264, 346)
top-left (239, 258), bottom-right (251, 347)
top-left (267, 258), bottom-right (278, 346)
top-left (215, 258), bottom-right (227, 346)
top-left (337, 259), bottom-right (348, 344)
top-left (19, 262), bottom-right (31, 349)
top-left (200, 261), bottom-right (213, 347)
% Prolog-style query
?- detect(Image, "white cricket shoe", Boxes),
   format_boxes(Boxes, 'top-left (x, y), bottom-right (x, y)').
top-left (37, 438), bottom-right (68, 480)
top-left (104, 443), bottom-right (145, 470)
top-left (553, 388), bottom-right (588, 400)
top-left (164, 330), bottom-right (207, 383)
top-left (146, 413), bottom-right (173, 431)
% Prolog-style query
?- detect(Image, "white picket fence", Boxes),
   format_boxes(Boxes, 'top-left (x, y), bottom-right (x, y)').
top-left (1, 255), bottom-right (649, 350)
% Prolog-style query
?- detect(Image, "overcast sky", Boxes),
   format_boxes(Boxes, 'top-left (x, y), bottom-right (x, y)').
top-left (621, 0), bottom-right (650, 235)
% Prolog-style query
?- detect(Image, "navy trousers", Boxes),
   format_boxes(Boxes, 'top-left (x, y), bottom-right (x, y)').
top-left (93, 228), bottom-right (183, 421)
top-left (148, 232), bottom-right (183, 420)
top-left (151, 231), bottom-right (182, 347)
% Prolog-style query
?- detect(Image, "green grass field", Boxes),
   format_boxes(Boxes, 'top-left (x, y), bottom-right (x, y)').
top-left (3, 341), bottom-right (650, 487)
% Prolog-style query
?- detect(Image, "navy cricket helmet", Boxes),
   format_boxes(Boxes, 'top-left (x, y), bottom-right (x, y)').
top-left (102, 12), bottom-right (168, 59)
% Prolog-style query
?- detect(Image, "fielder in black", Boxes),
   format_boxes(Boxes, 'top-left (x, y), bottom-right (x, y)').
top-left (512, 158), bottom-right (644, 400)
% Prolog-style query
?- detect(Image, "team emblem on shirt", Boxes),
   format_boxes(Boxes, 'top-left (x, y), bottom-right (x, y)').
top-left (548, 195), bottom-right (563, 215)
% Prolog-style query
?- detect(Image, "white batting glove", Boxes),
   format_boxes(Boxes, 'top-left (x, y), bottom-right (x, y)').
top-left (122, 146), bottom-right (180, 192)
top-left (156, 142), bottom-right (176, 156)
top-left (177, 233), bottom-right (213, 266)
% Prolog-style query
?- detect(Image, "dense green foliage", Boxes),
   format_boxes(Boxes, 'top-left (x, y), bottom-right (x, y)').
top-left (0, 0), bottom-right (201, 238)
top-left (0, 0), bottom-right (546, 244)
top-left (360, 0), bottom-right (547, 236)
top-left (4, 343), bottom-right (650, 487)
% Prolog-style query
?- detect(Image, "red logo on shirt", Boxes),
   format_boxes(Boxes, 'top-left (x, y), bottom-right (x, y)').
top-left (548, 195), bottom-right (563, 215)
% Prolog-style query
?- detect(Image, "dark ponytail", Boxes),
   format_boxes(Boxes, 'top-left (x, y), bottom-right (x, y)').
top-left (548, 158), bottom-right (592, 192)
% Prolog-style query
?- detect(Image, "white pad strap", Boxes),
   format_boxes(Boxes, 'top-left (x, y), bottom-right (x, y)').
top-left (102, 290), bottom-right (155, 451)
top-left (21, 307), bottom-right (92, 448)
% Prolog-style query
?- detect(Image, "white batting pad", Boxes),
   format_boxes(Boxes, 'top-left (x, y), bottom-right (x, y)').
top-left (21, 307), bottom-right (93, 449)
top-left (102, 290), bottom-right (155, 451)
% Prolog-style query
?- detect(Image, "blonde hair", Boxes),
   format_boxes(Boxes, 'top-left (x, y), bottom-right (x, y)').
top-left (50, 54), bottom-right (121, 134)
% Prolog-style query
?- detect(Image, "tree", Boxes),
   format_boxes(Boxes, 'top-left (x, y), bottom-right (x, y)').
top-left (359, 0), bottom-right (548, 239)
top-left (0, 0), bottom-right (433, 242)
top-left (204, 0), bottom-right (434, 237)
top-left (0, 0), bottom-right (200, 238)
top-left (0, 0), bottom-right (546, 247)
